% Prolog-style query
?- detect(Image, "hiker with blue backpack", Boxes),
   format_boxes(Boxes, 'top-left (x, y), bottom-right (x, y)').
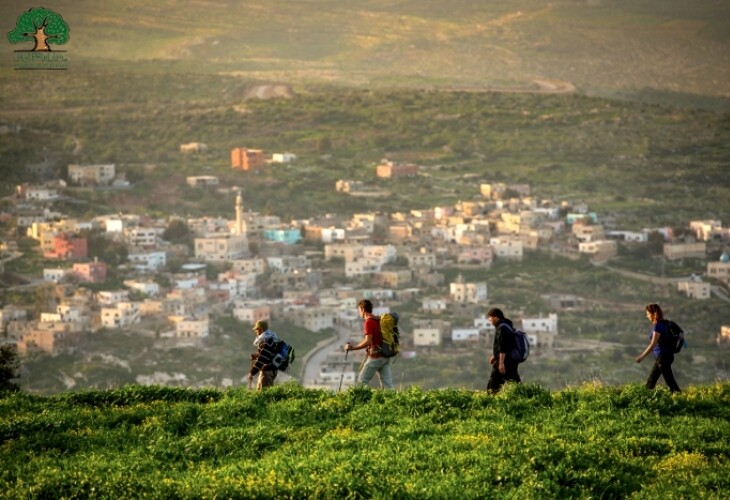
top-left (344, 299), bottom-right (395, 389)
top-left (248, 320), bottom-right (280, 390)
top-left (635, 303), bottom-right (682, 393)
top-left (486, 308), bottom-right (524, 393)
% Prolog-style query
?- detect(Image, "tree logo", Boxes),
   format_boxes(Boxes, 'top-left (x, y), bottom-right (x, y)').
top-left (7, 7), bottom-right (70, 70)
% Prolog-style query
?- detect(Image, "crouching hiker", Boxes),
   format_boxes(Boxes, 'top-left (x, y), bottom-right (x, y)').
top-left (487, 308), bottom-right (522, 394)
top-left (248, 320), bottom-right (278, 390)
top-left (344, 299), bottom-right (394, 390)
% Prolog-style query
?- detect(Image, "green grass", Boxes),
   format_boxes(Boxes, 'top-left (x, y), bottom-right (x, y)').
top-left (1, 382), bottom-right (729, 498)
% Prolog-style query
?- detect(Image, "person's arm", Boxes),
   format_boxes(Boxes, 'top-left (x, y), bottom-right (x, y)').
top-left (498, 352), bottom-right (507, 374)
top-left (346, 317), bottom-right (377, 352)
top-left (346, 335), bottom-right (372, 352)
top-left (495, 324), bottom-right (509, 373)
top-left (636, 331), bottom-right (660, 363)
top-left (251, 340), bottom-right (276, 374)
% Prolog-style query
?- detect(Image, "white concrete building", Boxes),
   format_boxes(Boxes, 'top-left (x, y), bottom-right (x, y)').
top-left (174, 316), bottom-right (209, 339)
top-left (128, 250), bottom-right (167, 271)
top-left (124, 280), bottom-right (160, 297)
top-left (421, 297), bottom-right (448, 313)
top-left (451, 328), bottom-right (480, 342)
top-left (449, 276), bottom-right (487, 304)
top-left (96, 290), bottom-right (130, 306)
top-left (43, 268), bottom-right (70, 283)
top-left (101, 302), bottom-right (140, 328)
top-left (272, 153), bottom-right (296, 163)
top-left (413, 326), bottom-right (442, 347)
top-left (522, 314), bottom-right (559, 334)
top-left (677, 279), bottom-right (711, 300)
top-left (490, 237), bottom-right (524, 260)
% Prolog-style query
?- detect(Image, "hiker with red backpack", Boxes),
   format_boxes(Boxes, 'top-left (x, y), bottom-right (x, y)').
top-left (486, 307), bottom-right (523, 393)
top-left (636, 303), bottom-right (682, 393)
top-left (344, 299), bottom-right (395, 390)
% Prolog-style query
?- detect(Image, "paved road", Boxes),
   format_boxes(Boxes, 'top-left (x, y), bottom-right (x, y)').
top-left (596, 262), bottom-right (730, 303)
top-left (302, 325), bottom-right (359, 389)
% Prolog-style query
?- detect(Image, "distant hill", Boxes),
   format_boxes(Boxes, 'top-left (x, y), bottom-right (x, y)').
top-left (2, 0), bottom-right (729, 100)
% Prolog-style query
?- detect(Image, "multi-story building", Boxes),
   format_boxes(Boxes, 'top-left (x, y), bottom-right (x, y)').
top-left (707, 253), bottom-right (730, 285)
top-left (232, 302), bottom-right (270, 325)
top-left (412, 319), bottom-right (449, 347)
top-left (677, 279), bottom-right (711, 300)
top-left (101, 302), bottom-right (140, 329)
top-left (194, 234), bottom-right (249, 261)
top-left (449, 276), bottom-right (487, 304)
top-left (128, 249), bottom-right (167, 271)
top-left (127, 227), bottom-right (162, 248)
top-left (174, 316), bottom-right (209, 339)
top-left (578, 240), bottom-right (618, 262)
top-left (663, 242), bottom-right (706, 261)
top-left (73, 261), bottom-right (107, 283)
top-left (67, 164), bottom-right (115, 186)
top-left (44, 233), bottom-right (87, 260)
top-left (490, 237), bottom-right (524, 260)
top-left (96, 290), bottom-right (130, 306)
top-left (17, 324), bottom-right (84, 356)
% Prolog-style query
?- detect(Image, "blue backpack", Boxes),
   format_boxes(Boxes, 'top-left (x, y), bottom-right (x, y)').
top-left (271, 340), bottom-right (296, 371)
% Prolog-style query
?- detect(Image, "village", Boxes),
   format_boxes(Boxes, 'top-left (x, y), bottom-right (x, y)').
top-left (1, 146), bottom-right (729, 391)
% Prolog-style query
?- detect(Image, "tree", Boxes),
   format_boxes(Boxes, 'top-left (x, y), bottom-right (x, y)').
top-left (162, 219), bottom-right (191, 244)
top-left (7, 7), bottom-right (69, 52)
top-left (0, 344), bottom-right (21, 392)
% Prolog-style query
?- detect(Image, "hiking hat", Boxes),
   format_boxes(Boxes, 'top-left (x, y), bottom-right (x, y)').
top-left (252, 320), bottom-right (268, 331)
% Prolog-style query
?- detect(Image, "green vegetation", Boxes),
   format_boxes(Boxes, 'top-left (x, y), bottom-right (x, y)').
top-left (1, 71), bottom-right (728, 226)
top-left (0, 344), bottom-right (20, 392)
top-left (1, 383), bottom-right (729, 498)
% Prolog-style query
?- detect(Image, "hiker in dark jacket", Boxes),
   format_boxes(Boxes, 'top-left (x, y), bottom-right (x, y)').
top-left (487, 308), bottom-right (521, 393)
top-left (248, 320), bottom-right (279, 390)
top-left (636, 303), bottom-right (681, 393)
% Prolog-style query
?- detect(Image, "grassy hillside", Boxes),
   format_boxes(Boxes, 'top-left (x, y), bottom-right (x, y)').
top-left (1, 72), bottom-right (728, 224)
top-left (1, 383), bottom-right (729, 498)
top-left (2, 0), bottom-right (729, 98)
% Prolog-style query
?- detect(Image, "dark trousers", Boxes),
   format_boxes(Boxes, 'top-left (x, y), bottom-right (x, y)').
top-left (487, 363), bottom-right (521, 394)
top-left (646, 353), bottom-right (681, 393)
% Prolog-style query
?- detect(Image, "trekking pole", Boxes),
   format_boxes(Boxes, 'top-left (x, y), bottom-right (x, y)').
top-left (248, 355), bottom-right (255, 390)
top-left (337, 350), bottom-right (349, 393)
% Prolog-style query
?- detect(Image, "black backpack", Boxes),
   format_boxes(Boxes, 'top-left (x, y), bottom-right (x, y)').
top-left (664, 320), bottom-right (686, 354)
top-left (503, 323), bottom-right (530, 363)
top-left (271, 340), bottom-right (296, 371)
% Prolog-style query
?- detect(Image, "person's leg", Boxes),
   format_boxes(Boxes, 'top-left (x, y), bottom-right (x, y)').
top-left (358, 358), bottom-right (380, 386)
top-left (645, 358), bottom-right (662, 389)
top-left (658, 354), bottom-right (681, 393)
top-left (378, 358), bottom-right (394, 389)
top-left (487, 365), bottom-right (505, 394)
top-left (258, 369), bottom-right (277, 390)
top-left (505, 363), bottom-right (521, 384)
